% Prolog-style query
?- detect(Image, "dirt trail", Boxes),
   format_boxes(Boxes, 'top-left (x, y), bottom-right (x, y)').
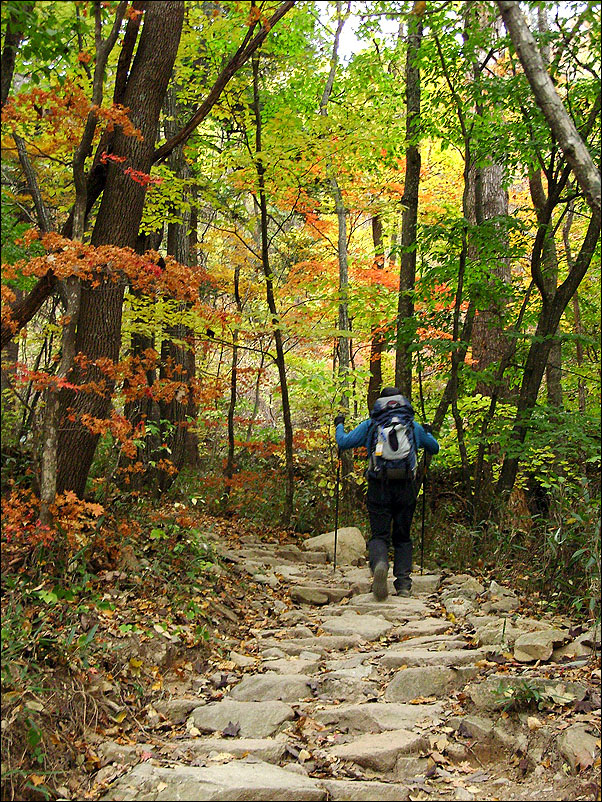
top-left (92, 533), bottom-right (600, 801)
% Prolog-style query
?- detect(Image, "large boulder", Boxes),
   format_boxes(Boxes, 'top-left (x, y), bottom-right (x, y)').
top-left (303, 527), bottom-right (366, 565)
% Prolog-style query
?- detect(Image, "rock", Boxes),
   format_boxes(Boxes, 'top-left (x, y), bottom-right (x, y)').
top-left (319, 779), bottom-right (410, 800)
top-left (154, 699), bottom-right (199, 724)
top-left (318, 674), bottom-right (376, 703)
top-left (380, 646), bottom-right (488, 669)
top-left (454, 788), bottom-right (475, 801)
top-left (314, 702), bottom-right (444, 733)
top-left (409, 574), bottom-right (441, 594)
top-left (449, 715), bottom-right (495, 740)
top-left (262, 656), bottom-right (321, 675)
top-left (385, 665), bottom-right (478, 702)
top-left (303, 528), bottom-right (366, 565)
top-left (557, 724), bottom-right (600, 773)
top-left (349, 595), bottom-right (430, 621)
top-left (320, 611), bottom-right (394, 640)
top-left (488, 580), bottom-right (515, 598)
top-left (467, 676), bottom-right (587, 711)
top-left (399, 618), bottom-right (451, 637)
top-left (441, 573), bottom-right (474, 586)
top-left (442, 596), bottom-right (476, 618)
top-left (191, 700), bottom-right (295, 738)
top-left (100, 760), bottom-right (326, 801)
top-left (168, 738), bottom-right (287, 765)
top-left (472, 615), bottom-right (553, 647)
top-left (260, 635), bottom-right (362, 657)
top-left (442, 577), bottom-right (484, 600)
top-left (97, 742), bottom-right (154, 767)
top-left (514, 629), bottom-right (569, 662)
top-left (329, 729), bottom-right (425, 772)
top-left (230, 651), bottom-right (257, 668)
top-left (292, 586), bottom-right (350, 605)
top-left (229, 674), bottom-right (315, 703)
top-left (482, 596), bottom-right (520, 613)
top-left (291, 587), bottom-right (330, 605)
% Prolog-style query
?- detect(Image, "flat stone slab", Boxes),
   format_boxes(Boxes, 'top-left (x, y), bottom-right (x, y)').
top-left (319, 779), bottom-right (410, 801)
top-left (101, 760), bottom-right (326, 801)
top-left (167, 738), bottom-right (287, 764)
top-left (349, 595), bottom-right (431, 621)
top-left (314, 702), bottom-right (444, 733)
top-left (229, 674), bottom-right (315, 702)
top-left (291, 587), bottom-right (330, 605)
top-left (398, 618), bottom-right (451, 637)
top-left (261, 656), bottom-right (321, 675)
top-left (410, 574), bottom-right (441, 594)
top-left (260, 635), bottom-right (362, 656)
top-left (329, 729), bottom-right (425, 772)
top-left (385, 665), bottom-right (479, 702)
top-left (380, 646), bottom-right (489, 669)
top-left (467, 676), bottom-right (587, 711)
top-left (320, 611), bottom-right (394, 640)
top-left (191, 700), bottom-right (294, 738)
top-left (291, 585), bottom-right (351, 604)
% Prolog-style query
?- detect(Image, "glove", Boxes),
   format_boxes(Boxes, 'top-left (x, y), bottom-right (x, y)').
top-left (334, 415), bottom-right (345, 426)
top-left (423, 423), bottom-right (433, 434)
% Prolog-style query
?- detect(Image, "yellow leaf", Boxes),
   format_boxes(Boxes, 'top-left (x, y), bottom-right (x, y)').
top-left (112, 710), bottom-right (127, 723)
top-left (29, 775), bottom-right (45, 787)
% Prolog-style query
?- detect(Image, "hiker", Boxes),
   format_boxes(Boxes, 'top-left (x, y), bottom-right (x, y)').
top-left (334, 387), bottom-right (439, 600)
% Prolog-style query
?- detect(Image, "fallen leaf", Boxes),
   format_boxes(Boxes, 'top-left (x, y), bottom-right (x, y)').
top-left (527, 716), bottom-right (543, 730)
top-left (29, 775), bottom-right (45, 787)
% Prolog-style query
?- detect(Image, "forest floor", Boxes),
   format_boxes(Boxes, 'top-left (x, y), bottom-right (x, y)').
top-left (1, 505), bottom-right (600, 802)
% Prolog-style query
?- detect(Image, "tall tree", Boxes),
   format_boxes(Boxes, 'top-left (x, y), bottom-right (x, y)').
top-left (394, 0), bottom-right (424, 400)
top-left (57, 1), bottom-right (186, 495)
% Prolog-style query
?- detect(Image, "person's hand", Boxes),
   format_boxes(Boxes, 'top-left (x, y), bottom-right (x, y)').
top-left (334, 414), bottom-right (345, 426)
top-left (423, 423), bottom-right (433, 434)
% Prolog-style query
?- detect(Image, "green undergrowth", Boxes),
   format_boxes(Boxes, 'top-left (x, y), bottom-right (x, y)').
top-left (0, 503), bottom-right (255, 802)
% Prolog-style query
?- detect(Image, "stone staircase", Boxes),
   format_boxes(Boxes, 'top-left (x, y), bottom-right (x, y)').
top-left (96, 532), bottom-right (600, 801)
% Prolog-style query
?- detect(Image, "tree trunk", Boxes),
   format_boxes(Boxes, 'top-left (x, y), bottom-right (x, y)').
top-left (252, 51), bottom-right (294, 526)
top-left (1, 1), bottom-right (35, 107)
top-left (57, 1), bottom-right (185, 496)
top-left (394, 2), bottom-right (424, 400)
top-left (496, 0), bottom-right (601, 214)
top-left (497, 210), bottom-right (601, 494)
top-left (367, 214), bottom-right (385, 410)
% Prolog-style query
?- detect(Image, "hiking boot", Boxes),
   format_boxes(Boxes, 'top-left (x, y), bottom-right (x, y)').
top-left (396, 583), bottom-right (412, 597)
top-left (372, 561), bottom-right (389, 601)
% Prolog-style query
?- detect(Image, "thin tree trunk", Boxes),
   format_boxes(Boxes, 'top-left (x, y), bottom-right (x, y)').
top-left (1, 1), bottom-right (35, 107)
top-left (225, 265), bottom-right (242, 497)
top-left (564, 205), bottom-right (586, 413)
top-left (252, 51), bottom-right (294, 525)
top-left (395, 1), bottom-right (424, 399)
top-left (367, 214), bottom-right (385, 410)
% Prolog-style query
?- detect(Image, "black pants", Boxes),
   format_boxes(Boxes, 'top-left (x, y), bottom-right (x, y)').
top-left (366, 476), bottom-right (417, 588)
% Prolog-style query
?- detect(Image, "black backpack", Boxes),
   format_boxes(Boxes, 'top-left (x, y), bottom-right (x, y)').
top-left (368, 394), bottom-right (417, 481)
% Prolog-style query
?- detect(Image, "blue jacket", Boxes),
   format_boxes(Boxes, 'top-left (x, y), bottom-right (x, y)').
top-left (336, 418), bottom-right (439, 456)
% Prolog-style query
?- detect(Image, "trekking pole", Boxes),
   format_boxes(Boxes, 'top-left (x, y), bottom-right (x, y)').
top-left (417, 347), bottom-right (427, 576)
top-left (333, 448), bottom-right (341, 573)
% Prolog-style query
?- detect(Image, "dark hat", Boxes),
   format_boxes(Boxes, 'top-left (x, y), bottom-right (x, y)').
top-left (379, 387), bottom-right (400, 398)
